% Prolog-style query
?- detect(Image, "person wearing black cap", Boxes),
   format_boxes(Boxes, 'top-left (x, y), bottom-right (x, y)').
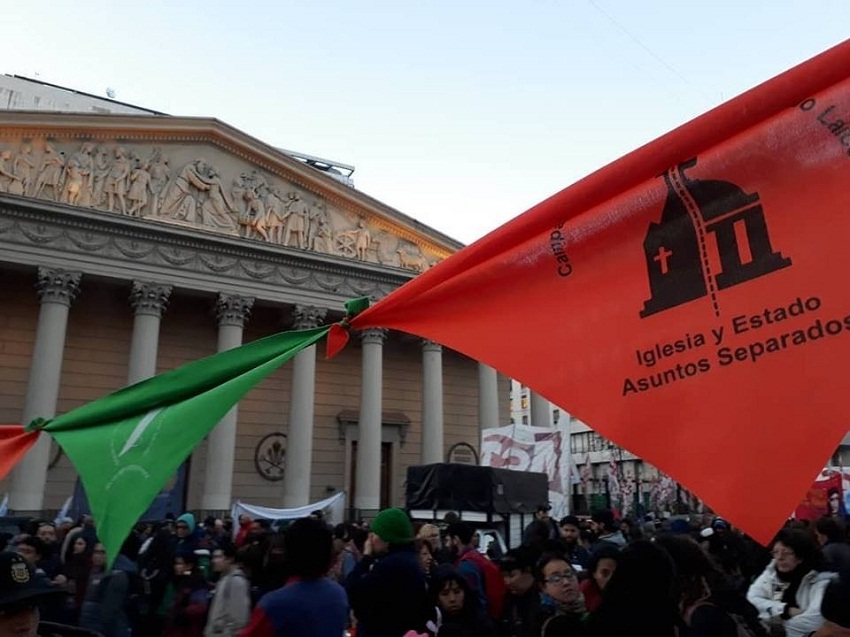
top-left (499, 546), bottom-right (543, 637)
top-left (522, 506), bottom-right (559, 549)
top-left (0, 551), bottom-right (72, 637)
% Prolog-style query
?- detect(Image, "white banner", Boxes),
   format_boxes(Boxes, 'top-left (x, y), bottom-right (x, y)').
top-left (480, 418), bottom-right (573, 520)
top-left (230, 492), bottom-right (346, 536)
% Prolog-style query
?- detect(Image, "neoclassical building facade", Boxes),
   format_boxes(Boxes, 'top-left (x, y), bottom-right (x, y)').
top-left (0, 110), bottom-right (508, 518)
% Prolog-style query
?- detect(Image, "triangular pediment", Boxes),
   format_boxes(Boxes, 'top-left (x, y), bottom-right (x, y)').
top-left (0, 112), bottom-right (460, 270)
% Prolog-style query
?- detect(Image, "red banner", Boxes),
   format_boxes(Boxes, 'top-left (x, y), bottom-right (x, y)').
top-left (343, 40), bottom-right (850, 545)
top-left (795, 470), bottom-right (845, 521)
top-left (0, 426), bottom-right (38, 482)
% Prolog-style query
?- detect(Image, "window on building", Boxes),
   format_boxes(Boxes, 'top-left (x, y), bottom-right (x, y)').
top-left (591, 434), bottom-right (601, 452)
top-left (573, 432), bottom-right (589, 454)
top-left (552, 408), bottom-right (560, 423)
top-left (522, 415), bottom-right (528, 425)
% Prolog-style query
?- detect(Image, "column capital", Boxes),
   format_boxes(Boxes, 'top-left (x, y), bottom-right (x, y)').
top-left (216, 294), bottom-right (254, 328)
top-left (36, 267), bottom-right (81, 306)
top-left (292, 304), bottom-right (328, 330)
top-left (359, 327), bottom-right (388, 345)
top-left (422, 339), bottom-right (442, 353)
top-left (130, 281), bottom-right (173, 318)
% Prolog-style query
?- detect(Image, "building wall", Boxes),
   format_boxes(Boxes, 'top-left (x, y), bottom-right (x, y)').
top-left (0, 269), bottom-right (41, 498)
top-left (0, 266), bottom-right (489, 513)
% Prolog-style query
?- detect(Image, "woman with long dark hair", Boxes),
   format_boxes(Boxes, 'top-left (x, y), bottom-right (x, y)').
top-left (655, 533), bottom-right (766, 637)
top-left (162, 552), bottom-right (210, 637)
top-left (430, 564), bottom-right (494, 637)
top-left (747, 529), bottom-right (836, 637)
top-left (585, 540), bottom-right (680, 637)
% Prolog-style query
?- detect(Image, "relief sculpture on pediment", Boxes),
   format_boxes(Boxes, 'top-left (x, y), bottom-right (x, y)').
top-left (0, 136), bottom-right (443, 270)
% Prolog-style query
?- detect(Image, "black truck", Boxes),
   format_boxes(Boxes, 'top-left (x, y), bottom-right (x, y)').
top-left (405, 462), bottom-right (549, 555)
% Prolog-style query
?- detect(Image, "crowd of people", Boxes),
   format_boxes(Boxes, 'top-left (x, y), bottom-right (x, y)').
top-left (1, 505), bottom-right (850, 637)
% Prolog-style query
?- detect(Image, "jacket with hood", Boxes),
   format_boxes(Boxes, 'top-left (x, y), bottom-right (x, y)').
top-left (78, 554), bottom-right (138, 637)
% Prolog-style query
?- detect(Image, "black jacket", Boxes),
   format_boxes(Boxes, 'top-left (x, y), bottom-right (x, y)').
top-left (345, 545), bottom-right (431, 637)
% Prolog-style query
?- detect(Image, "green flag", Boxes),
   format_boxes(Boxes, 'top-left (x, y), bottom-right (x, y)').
top-left (34, 326), bottom-right (330, 566)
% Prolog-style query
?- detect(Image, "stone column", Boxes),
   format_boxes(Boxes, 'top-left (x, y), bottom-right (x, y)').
top-left (477, 363), bottom-right (499, 432)
top-left (127, 281), bottom-right (172, 384)
top-left (530, 391), bottom-right (551, 428)
top-left (201, 294), bottom-right (254, 512)
top-left (281, 305), bottom-right (327, 508)
top-left (355, 328), bottom-right (386, 513)
top-left (9, 268), bottom-right (81, 513)
top-left (421, 340), bottom-right (444, 464)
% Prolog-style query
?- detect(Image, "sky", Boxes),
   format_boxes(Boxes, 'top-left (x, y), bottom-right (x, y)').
top-left (4, 1), bottom-right (847, 244)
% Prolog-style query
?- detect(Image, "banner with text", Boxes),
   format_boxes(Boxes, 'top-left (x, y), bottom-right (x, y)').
top-left (346, 41), bottom-right (850, 544)
top-left (480, 423), bottom-right (572, 519)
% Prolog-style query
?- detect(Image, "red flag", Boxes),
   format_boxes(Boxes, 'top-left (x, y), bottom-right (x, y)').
top-left (0, 426), bottom-right (39, 482)
top-left (345, 40), bottom-right (850, 545)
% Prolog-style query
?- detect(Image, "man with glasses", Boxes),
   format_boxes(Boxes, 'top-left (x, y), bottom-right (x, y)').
top-left (535, 554), bottom-right (587, 636)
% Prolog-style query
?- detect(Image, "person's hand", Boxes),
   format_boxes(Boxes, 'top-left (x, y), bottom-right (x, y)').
top-left (788, 607), bottom-right (803, 617)
top-left (363, 537), bottom-right (373, 557)
top-left (52, 574), bottom-right (67, 586)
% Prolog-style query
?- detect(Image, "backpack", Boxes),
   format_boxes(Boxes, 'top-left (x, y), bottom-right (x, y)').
top-left (459, 549), bottom-right (507, 620)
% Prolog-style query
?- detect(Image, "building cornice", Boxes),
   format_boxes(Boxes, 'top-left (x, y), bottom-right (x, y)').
top-left (0, 195), bottom-right (410, 307)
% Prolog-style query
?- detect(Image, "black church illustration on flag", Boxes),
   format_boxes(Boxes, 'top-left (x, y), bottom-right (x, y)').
top-left (640, 158), bottom-right (791, 318)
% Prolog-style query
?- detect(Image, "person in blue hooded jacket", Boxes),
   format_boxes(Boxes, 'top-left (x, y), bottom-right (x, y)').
top-left (173, 514), bottom-right (201, 557)
top-left (79, 539), bottom-right (138, 637)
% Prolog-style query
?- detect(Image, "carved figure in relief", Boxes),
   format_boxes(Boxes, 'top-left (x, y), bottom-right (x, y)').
top-left (200, 168), bottom-right (238, 232)
top-left (0, 151), bottom-right (24, 195)
top-left (335, 220), bottom-right (373, 260)
top-left (90, 146), bottom-right (111, 207)
top-left (282, 193), bottom-right (308, 249)
top-left (307, 202), bottom-right (325, 251)
top-left (104, 146), bottom-right (131, 214)
top-left (351, 221), bottom-right (373, 260)
top-left (69, 143), bottom-right (95, 207)
top-left (147, 151), bottom-right (170, 216)
top-left (60, 159), bottom-right (86, 206)
top-left (263, 187), bottom-right (288, 244)
top-left (160, 159), bottom-right (211, 221)
top-left (32, 144), bottom-right (65, 200)
top-left (239, 186), bottom-right (269, 240)
top-left (230, 175), bottom-right (248, 215)
top-left (396, 248), bottom-right (429, 272)
top-left (313, 216), bottom-right (334, 254)
top-left (127, 159), bottom-right (153, 216)
top-left (13, 144), bottom-right (36, 195)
